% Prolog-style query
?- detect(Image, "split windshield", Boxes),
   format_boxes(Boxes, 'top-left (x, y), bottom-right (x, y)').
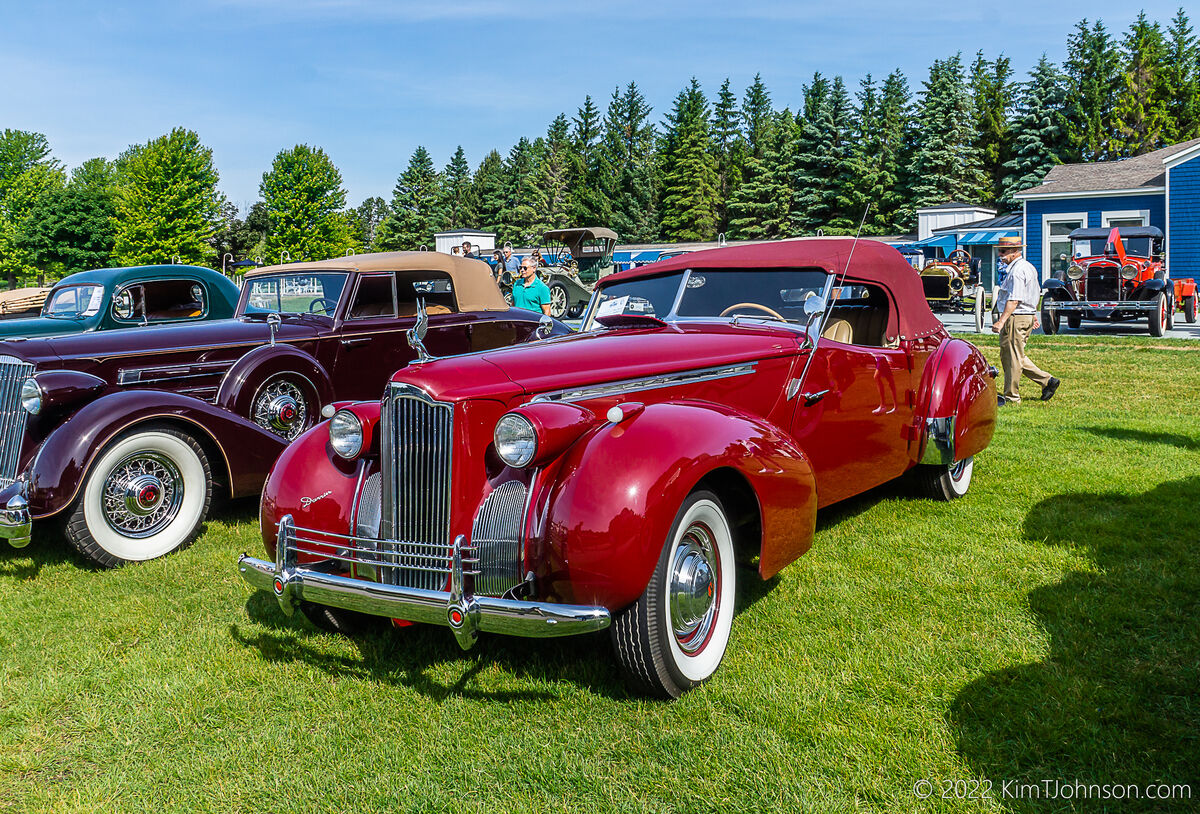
top-left (43, 284), bottom-right (104, 319)
top-left (584, 268), bottom-right (829, 329)
top-left (242, 273), bottom-right (348, 315)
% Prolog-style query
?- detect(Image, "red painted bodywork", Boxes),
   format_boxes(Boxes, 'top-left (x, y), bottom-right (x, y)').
top-left (260, 239), bottom-right (997, 615)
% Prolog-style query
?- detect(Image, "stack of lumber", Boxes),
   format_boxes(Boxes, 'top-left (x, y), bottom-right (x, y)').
top-left (0, 287), bottom-right (52, 317)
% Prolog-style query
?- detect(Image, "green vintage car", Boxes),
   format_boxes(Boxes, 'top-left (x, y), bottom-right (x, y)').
top-left (0, 265), bottom-right (241, 339)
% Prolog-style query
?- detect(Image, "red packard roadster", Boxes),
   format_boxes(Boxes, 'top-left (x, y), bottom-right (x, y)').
top-left (240, 238), bottom-right (998, 697)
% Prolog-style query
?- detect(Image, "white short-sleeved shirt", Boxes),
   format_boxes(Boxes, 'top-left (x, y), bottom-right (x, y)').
top-left (995, 256), bottom-right (1041, 315)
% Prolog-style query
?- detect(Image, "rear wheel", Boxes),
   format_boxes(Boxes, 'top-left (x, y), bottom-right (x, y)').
top-left (65, 427), bottom-right (212, 567)
top-left (914, 456), bottom-right (974, 501)
top-left (973, 288), bottom-right (985, 333)
top-left (547, 281), bottom-right (570, 320)
top-left (611, 490), bottom-right (737, 698)
top-left (1185, 295), bottom-right (1197, 323)
top-left (1041, 307), bottom-right (1059, 335)
top-left (1148, 291), bottom-right (1167, 337)
top-left (251, 374), bottom-right (316, 441)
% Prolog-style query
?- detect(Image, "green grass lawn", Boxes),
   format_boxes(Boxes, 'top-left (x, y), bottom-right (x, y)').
top-left (1, 335), bottom-right (1197, 813)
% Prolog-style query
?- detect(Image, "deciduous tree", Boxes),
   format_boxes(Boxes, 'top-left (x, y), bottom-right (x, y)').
top-left (260, 144), bottom-right (352, 262)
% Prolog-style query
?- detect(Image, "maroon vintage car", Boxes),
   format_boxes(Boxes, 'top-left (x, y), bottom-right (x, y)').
top-left (240, 239), bottom-right (998, 697)
top-left (0, 252), bottom-right (566, 567)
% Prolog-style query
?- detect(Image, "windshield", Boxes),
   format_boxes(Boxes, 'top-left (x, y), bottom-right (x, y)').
top-left (42, 284), bottom-right (104, 319)
top-left (242, 273), bottom-right (348, 315)
top-left (584, 272), bottom-right (685, 329)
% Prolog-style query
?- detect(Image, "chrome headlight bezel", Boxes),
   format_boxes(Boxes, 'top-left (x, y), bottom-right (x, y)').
top-left (1120, 264), bottom-right (1138, 281)
top-left (1067, 263), bottom-right (1085, 280)
top-left (494, 413), bottom-right (537, 468)
top-left (329, 409), bottom-right (363, 459)
top-left (20, 377), bottom-right (41, 415)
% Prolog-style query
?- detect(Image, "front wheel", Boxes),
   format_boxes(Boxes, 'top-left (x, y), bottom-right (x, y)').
top-left (1041, 307), bottom-right (1059, 335)
top-left (914, 456), bottom-right (974, 501)
top-left (611, 490), bottom-right (737, 698)
top-left (1148, 291), bottom-right (1167, 337)
top-left (64, 427), bottom-right (213, 567)
top-left (973, 287), bottom-right (985, 333)
top-left (547, 281), bottom-right (570, 320)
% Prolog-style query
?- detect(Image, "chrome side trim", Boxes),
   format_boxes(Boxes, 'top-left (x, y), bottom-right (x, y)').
top-left (530, 361), bottom-right (757, 404)
top-left (238, 517), bottom-right (609, 646)
top-left (921, 416), bottom-right (956, 466)
top-left (117, 359), bottom-right (235, 386)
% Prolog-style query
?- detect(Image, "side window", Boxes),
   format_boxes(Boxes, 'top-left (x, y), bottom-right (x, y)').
top-left (348, 274), bottom-right (397, 319)
top-left (115, 280), bottom-right (207, 322)
top-left (397, 271), bottom-right (457, 315)
top-left (823, 283), bottom-right (893, 348)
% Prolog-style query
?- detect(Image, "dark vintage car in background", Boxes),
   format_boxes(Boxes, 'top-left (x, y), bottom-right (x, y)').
top-left (918, 248), bottom-right (987, 332)
top-left (0, 252), bottom-right (567, 567)
top-left (1040, 226), bottom-right (1194, 335)
top-left (0, 264), bottom-right (241, 339)
top-left (241, 239), bottom-right (998, 698)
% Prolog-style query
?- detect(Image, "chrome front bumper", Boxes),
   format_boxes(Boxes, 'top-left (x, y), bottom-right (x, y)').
top-left (1044, 300), bottom-right (1157, 312)
top-left (238, 515), bottom-right (610, 650)
top-left (0, 480), bottom-right (31, 549)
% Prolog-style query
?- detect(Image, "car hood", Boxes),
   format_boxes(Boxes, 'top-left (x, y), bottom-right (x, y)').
top-left (0, 316), bottom-right (93, 340)
top-left (0, 316), bottom-right (324, 366)
top-left (392, 321), bottom-right (801, 402)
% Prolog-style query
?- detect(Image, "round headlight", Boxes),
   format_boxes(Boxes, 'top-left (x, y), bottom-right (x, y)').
top-left (20, 377), bottom-right (41, 415)
top-left (328, 409), bottom-right (363, 459)
top-left (1067, 263), bottom-right (1085, 280)
top-left (1120, 264), bottom-right (1138, 280)
top-left (494, 413), bottom-right (537, 468)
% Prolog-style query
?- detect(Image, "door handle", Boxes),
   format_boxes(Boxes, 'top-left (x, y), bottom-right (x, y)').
top-left (340, 337), bottom-right (371, 347)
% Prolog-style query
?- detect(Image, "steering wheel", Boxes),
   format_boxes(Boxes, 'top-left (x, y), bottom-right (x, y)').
top-left (948, 248), bottom-right (972, 266)
top-left (719, 302), bottom-right (788, 322)
top-left (308, 297), bottom-right (338, 315)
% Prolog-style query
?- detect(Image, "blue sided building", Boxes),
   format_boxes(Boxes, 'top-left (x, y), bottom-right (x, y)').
top-left (1015, 137), bottom-right (1200, 283)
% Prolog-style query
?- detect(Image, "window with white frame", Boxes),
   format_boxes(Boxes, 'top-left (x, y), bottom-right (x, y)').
top-left (1043, 214), bottom-right (1086, 279)
top-left (1102, 209), bottom-right (1149, 229)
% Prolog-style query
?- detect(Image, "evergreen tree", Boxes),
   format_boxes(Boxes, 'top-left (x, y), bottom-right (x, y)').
top-left (659, 78), bottom-right (720, 241)
top-left (500, 137), bottom-right (548, 245)
top-left (741, 74), bottom-right (773, 159)
top-left (347, 197), bottom-right (389, 250)
top-left (842, 75), bottom-right (898, 234)
top-left (1063, 19), bottom-right (1122, 160)
top-left (727, 110), bottom-right (795, 239)
top-left (376, 146), bottom-right (443, 251)
top-left (569, 95), bottom-right (610, 225)
top-left (1112, 11), bottom-right (1169, 155)
top-left (471, 150), bottom-right (508, 236)
top-left (600, 82), bottom-right (659, 241)
top-left (908, 55), bottom-right (988, 217)
top-left (791, 74), bottom-right (855, 233)
top-left (539, 115), bottom-right (574, 231)
top-left (259, 144), bottom-right (352, 262)
top-left (711, 77), bottom-right (745, 233)
top-left (879, 69), bottom-right (916, 231)
top-left (1002, 55), bottom-right (1068, 208)
top-left (112, 128), bottom-right (222, 267)
top-left (970, 51), bottom-right (1015, 205)
top-left (1164, 8), bottom-right (1200, 142)
top-left (440, 145), bottom-right (475, 227)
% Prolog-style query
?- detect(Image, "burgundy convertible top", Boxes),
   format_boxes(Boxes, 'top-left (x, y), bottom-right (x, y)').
top-left (600, 237), bottom-right (944, 340)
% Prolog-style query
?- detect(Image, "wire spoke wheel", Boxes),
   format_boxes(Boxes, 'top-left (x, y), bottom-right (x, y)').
top-left (100, 451), bottom-right (184, 538)
top-left (252, 377), bottom-right (310, 440)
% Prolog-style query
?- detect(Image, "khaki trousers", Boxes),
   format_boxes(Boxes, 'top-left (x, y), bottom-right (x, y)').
top-left (1000, 314), bottom-right (1052, 402)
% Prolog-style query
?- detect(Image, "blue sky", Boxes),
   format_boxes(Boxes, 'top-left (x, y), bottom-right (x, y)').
top-left (0, 1), bottom-right (1190, 209)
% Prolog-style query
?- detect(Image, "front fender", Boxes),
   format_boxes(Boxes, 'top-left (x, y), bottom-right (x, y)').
top-left (216, 344), bottom-right (334, 416)
top-left (913, 338), bottom-right (997, 465)
top-left (25, 390), bottom-right (288, 518)
top-left (1132, 278), bottom-right (1168, 299)
top-left (536, 401), bottom-right (817, 610)
top-left (1042, 279), bottom-right (1076, 301)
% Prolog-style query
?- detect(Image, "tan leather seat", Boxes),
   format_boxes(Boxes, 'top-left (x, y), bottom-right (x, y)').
top-left (397, 302), bottom-right (452, 317)
top-left (822, 318), bottom-right (853, 344)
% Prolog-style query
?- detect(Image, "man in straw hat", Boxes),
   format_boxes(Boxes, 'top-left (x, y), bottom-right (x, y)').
top-left (991, 235), bottom-right (1060, 405)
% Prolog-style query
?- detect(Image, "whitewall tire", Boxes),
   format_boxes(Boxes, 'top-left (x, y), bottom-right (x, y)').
top-left (65, 427), bottom-right (212, 567)
top-left (916, 456), bottom-right (974, 501)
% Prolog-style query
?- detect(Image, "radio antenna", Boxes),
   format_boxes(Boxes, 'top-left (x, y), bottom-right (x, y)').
top-left (790, 204), bottom-right (872, 404)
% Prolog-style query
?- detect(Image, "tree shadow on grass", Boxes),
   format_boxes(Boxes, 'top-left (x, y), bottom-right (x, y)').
top-left (951, 477), bottom-right (1200, 805)
top-left (1081, 426), bottom-right (1200, 452)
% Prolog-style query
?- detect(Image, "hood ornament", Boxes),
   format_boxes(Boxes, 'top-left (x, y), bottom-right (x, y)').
top-left (267, 313), bottom-right (281, 347)
top-left (406, 298), bottom-right (435, 363)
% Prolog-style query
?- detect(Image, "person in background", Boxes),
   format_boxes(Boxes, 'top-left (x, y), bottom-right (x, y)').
top-left (450, 245), bottom-right (462, 256)
top-left (530, 248), bottom-right (546, 267)
top-left (501, 243), bottom-right (520, 274)
top-left (512, 257), bottom-right (551, 315)
top-left (490, 249), bottom-right (504, 276)
top-left (462, 241), bottom-right (476, 258)
top-left (991, 235), bottom-right (1060, 406)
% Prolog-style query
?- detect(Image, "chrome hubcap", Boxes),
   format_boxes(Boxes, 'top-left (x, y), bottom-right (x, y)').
top-left (103, 452), bottom-right (183, 537)
top-left (254, 379), bottom-right (308, 440)
top-left (669, 523), bottom-right (719, 655)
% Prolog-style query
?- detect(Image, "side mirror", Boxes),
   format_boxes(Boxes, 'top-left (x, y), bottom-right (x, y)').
top-left (803, 295), bottom-right (826, 317)
top-left (536, 315), bottom-right (554, 339)
top-left (1059, 253), bottom-right (1068, 262)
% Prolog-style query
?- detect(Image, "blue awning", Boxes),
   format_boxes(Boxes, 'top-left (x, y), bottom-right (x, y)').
top-left (959, 229), bottom-right (1019, 246)
top-left (912, 234), bottom-right (957, 251)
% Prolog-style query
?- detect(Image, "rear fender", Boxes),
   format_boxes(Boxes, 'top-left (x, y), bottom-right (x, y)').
top-left (25, 390), bottom-right (287, 518)
top-left (216, 344), bottom-right (334, 417)
top-left (912, 338), bottom-right (997, 466)
top-left (534, 401), bottom-right (817, 610)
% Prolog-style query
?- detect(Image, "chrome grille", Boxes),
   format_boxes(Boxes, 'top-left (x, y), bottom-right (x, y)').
top-left (0, 355), bottom-right (33, 486)
top-left (380, 383), bottom-right (454, 590)
top-left (277, 522), bottom-right (478, 581)
top-left (471, 480), bottom-right (527, 596)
